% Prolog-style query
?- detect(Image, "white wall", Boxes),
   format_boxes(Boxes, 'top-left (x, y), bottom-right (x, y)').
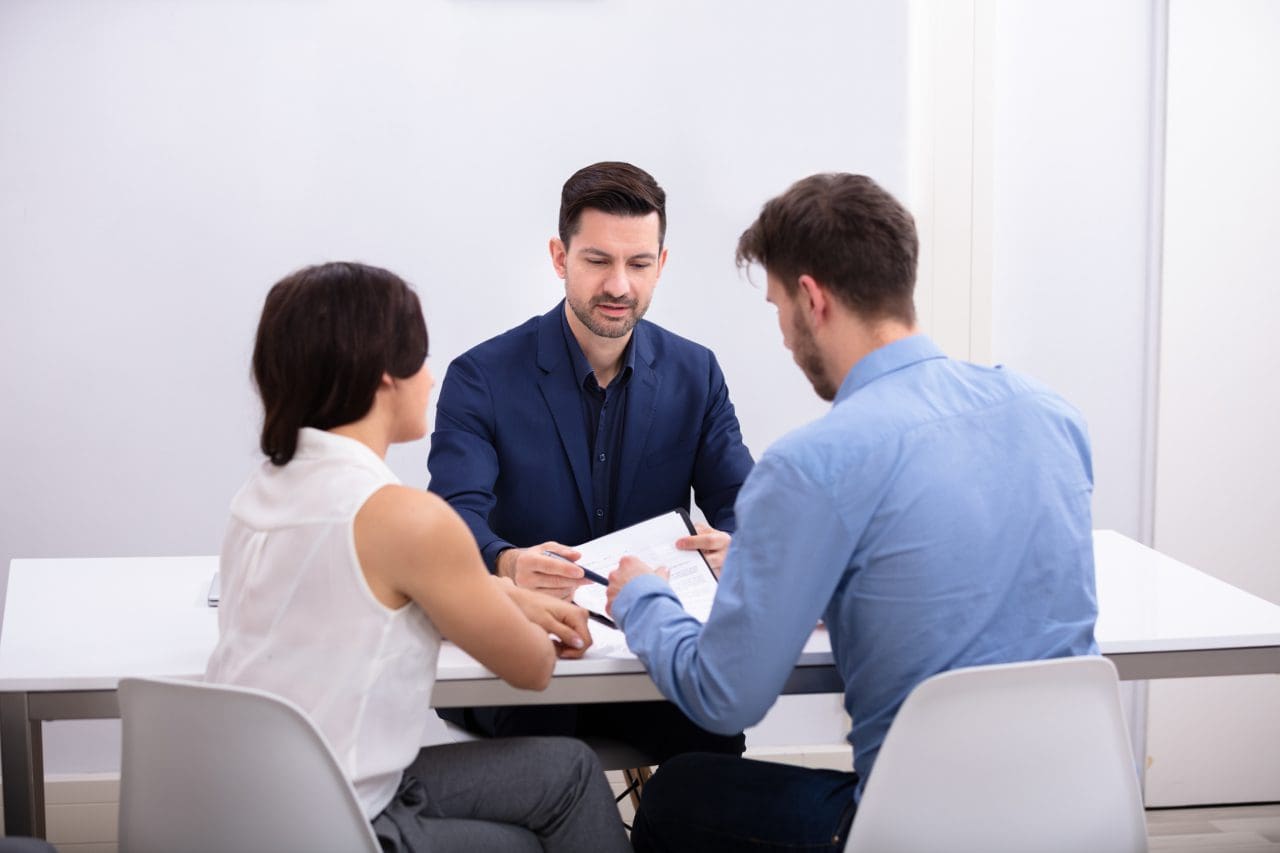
top-left (992, 0), bottom-right (1280, 806)
top-left (1145, 0), bottom-right (1280, 806)
top-left (24, 2), bottom-right (1272, 801)
top-left (988, 0), bottom-right (1159, 792)
top-left (990, 0), bottom-right (1156, 541)
top-left (0, 0), bottom-right (909, 774)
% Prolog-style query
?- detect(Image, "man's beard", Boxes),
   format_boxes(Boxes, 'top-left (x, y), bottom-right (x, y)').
top-left (568, 292), bottom-right (646, 339)
top-left (791, 313), bottom-right (837, 402)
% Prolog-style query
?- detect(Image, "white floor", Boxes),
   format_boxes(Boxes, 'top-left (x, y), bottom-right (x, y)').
top-left (1146, 804), bottom-right (1280, 852)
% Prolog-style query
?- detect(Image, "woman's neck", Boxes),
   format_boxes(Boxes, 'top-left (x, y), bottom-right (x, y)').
top-left (328, 417), bottom-right (391, 459)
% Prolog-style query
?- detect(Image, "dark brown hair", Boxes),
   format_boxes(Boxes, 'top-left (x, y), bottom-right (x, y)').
top-left (252, 262), bottom-right (428, 465)
top-left (558, 161), bottom-right (667, 248)
top-left (736, 173), bottom-right (918, 324)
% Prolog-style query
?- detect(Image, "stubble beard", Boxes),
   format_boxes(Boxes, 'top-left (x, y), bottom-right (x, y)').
top-left (568, 293), bottom-right (646, 340)
top-left (791, 314), bottom-right (838, 402)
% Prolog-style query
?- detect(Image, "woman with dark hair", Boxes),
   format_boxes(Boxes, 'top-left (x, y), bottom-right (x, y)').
top-left (205, 262), bottom-right (631, 852)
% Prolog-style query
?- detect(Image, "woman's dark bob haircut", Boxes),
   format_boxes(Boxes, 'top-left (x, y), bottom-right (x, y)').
top-left (252, 261), bottom-right (428, 465)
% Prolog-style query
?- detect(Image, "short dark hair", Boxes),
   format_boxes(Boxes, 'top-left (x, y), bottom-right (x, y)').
top-left (736, 173), bottom-right (918, 324)
top-left (558, 161), bottom-right (667, 248)
top-left (252, 262), bottom-right (428, 466)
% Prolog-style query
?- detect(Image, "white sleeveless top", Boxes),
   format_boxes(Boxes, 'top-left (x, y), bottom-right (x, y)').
top-left (205, 427), bottom-right (441, 819)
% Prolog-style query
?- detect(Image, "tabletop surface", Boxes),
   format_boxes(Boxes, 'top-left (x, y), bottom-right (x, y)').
top-left (3, 530), bottom-right (1279, 692)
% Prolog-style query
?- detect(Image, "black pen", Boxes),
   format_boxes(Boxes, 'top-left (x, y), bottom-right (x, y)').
top-left (541, 550), bottom-right (608, 586)
top-left (588, 610), bottom-right (618, 629)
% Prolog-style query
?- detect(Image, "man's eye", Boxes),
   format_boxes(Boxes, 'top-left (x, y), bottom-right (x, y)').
top-left (587, 258), bottom-right (608, 266)
top-left (630, 263), bottom-right (651, 270)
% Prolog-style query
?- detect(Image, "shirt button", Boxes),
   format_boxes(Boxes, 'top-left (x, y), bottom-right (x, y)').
top-left (598, 452), bottom-right (606, 462)
top-left (596, 509), bottom-right (604, 518)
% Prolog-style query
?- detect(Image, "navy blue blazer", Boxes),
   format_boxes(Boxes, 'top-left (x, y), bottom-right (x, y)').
top-left (427, 302), bottom-right (755, 571)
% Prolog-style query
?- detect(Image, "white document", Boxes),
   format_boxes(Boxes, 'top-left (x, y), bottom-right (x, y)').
top-left (578, 619), bottom-right (636, 659)
top-left (573, 510), bottom-right (719, 624)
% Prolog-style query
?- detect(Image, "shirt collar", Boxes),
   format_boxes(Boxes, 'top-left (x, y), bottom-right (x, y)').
top-left (293, 427), bottom-right (397, 478)
top-left (834, 334), bottom-right (947, 403)
top-left (559, 305), bottom-right (636, 390)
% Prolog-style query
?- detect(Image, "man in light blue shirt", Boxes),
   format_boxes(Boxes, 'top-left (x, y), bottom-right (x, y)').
top-left (607, 173), bottom-right (1098, 852)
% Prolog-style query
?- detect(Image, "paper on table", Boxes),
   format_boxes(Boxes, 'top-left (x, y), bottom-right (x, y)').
top-left (573, 510), bottom-right (718, 623)
top-left (580, 620), bottom-right (636, 659)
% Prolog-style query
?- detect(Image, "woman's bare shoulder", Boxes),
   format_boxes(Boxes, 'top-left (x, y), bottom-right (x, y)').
top-left (356, 486), bottom-right (478, 569)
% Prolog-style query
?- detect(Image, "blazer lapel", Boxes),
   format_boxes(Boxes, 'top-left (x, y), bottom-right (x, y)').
top-left (536, 305), bottom-right (594, 527)
top-left (614, 322), bottom-right (660, 523)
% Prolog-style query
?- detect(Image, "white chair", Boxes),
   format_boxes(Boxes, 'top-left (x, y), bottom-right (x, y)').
top-left (118, 677), bottom-right (379, 853)
top-left (845, 656), bottom-right (1148, 853)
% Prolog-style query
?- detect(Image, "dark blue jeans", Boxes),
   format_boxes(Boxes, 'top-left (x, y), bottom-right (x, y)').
top-left (631, 752), bottom-right (860, 852)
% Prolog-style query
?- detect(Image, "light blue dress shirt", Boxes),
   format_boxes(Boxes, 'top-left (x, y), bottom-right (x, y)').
top-left (613, 335), bottom-right (1099, 800)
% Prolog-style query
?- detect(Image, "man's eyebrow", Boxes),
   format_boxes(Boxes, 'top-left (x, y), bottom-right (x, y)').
top-left (578, 246), bottom-right (658, 261)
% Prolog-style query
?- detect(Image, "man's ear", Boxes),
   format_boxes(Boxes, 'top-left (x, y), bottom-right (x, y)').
top-left (797, 274), bottom-right (830, 325)
top-left (549, 238), bottom-right (568, 279)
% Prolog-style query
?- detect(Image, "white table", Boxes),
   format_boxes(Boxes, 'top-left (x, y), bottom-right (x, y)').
top-left (3, 530), bottom-right (1279, 838)
top-left (432, 530), bottom-right (1280, 702)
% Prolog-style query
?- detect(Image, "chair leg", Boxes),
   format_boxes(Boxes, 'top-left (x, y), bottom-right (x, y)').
top-left (621, 765), bottom-right (653, 814)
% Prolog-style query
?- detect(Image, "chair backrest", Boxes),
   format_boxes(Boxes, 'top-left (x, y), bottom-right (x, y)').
top-left (846, 656), bottom-right (1147, 853)
top-left (118, 677), bottom-right (380, 853)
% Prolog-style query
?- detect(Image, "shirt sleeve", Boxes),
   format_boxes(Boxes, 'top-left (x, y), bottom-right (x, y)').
top-left (426, 355), bottom-right (513, 571)
top-left (613, 452), bottom-right (861, 734)
top-left (691, 352), bottom-right (754, 533)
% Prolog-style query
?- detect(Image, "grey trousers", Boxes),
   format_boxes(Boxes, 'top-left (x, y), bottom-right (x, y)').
top-left (371, 736), bottom-right (632, 853)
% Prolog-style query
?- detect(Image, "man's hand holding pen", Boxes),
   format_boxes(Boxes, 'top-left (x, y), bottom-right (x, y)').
top-left (496, 542), bottom-right (593, 600)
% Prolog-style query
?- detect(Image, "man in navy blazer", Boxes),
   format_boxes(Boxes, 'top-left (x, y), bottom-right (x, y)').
top-left (427, 162), bottom-right (754, 759)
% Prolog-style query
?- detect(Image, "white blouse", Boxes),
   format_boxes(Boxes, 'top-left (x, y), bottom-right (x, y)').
top-left (205, 427), bottom-right (441, 819)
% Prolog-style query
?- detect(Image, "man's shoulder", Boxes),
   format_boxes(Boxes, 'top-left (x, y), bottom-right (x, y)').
top-left (994, 364), bottom-right (1084, 417)
top-left (452, 313), bottom-right (544, 367)
top-left (853, 353), bottom-right (1085, 431)
top-left (943, 360), bottom-right (1088, 430)
top-left (761, 385), bottom-right (914, 480)
top-left (636, 318), bottom-right (717, 366)
top-left (766, 411), bottom-right (865, 469)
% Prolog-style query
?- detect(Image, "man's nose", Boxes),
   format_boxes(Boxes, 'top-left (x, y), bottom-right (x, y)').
top-left (602, 266), bottom-right (631, 298)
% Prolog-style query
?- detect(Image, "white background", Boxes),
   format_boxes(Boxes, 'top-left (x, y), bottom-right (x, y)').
top-left (2, 0), bottom-right (1276, 803)
top-left (1, 0), bottom-right (905, 775)
top-left (992, 0), bottom-right (1279, 803)
top-left (1145, 0), bottom-right (1280, 805)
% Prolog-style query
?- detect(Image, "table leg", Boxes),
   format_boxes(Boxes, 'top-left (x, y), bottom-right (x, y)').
top-left (1, 692), bottom-right (46, 838)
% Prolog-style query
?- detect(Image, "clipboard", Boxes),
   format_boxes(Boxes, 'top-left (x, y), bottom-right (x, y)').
top-left (572, 508), bottom-right (719, 624)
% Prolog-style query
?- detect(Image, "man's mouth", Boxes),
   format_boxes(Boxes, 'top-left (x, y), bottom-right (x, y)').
top-left (595, 302), bottom-right (632, 317)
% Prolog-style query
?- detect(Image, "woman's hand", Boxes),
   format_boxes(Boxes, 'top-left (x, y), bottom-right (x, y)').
top-left (502, 580), bottom-right (594, 659)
